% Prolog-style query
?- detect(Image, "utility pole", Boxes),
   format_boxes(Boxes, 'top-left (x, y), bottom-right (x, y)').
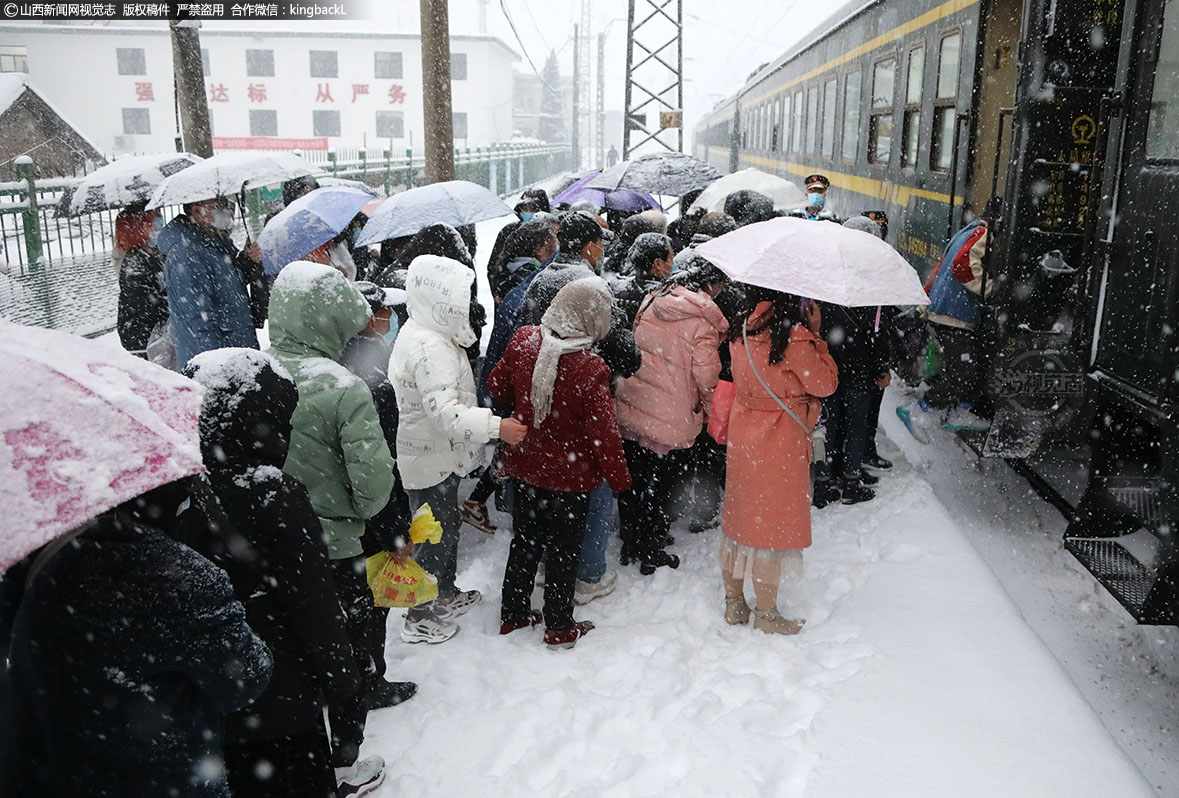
top-left (420, 0), bottom-right (455, 183)
top-left (572, 24), bottom-right (580, 170)
top-left (477, 0), bottom-right (488, 33)
top-left (596, 32), bottom-right (606, 168)
top-left (623, 0), bottom-right (684, 158)
top-left (169, 20), bottom-right (213, 158)
top-left (577, 0), bottom-right (591, 167)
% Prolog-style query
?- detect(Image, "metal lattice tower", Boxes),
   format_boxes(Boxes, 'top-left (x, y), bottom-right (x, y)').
top-left (596, 32), bottom-right (606, 167)
top-left (623, 0), bottom-right (683, 158)
top-left (576, 0), bottom-right (592, 167)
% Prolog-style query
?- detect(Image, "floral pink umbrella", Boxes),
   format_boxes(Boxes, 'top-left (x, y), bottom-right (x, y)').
top-left (0, 322), bottom-right (206, 570)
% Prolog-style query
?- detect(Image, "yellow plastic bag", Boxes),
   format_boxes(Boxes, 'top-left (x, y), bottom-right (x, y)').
top-left (365, 503), bottom-right (443, 608)
top-left (366, 552), bottom-right (438, 608)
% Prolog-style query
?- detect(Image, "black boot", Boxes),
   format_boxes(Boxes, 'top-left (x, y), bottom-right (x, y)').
top-left (639, 549), bottom-right (680, 576)
top-left (864, 453), bottom-right (893, 471)
top-left (812, 478), bottom-right (841, 508)
top-left (859, 470), bottom-right (880, 486)
top-left (840, 479), bottom-right (875, 505)
top-left (364, 679), bottom-right (418, 711)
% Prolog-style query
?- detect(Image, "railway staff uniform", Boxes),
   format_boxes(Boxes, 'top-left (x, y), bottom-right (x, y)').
top-left (789, 174), bottom-right (841, 223)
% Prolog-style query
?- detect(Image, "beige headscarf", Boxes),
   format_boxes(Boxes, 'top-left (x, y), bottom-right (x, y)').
top-left (530, 276), bottom-right (614, 427)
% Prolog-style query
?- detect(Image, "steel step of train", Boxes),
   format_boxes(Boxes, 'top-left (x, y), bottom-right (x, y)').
top-left (1063, 537), bottom-right (1175, 624)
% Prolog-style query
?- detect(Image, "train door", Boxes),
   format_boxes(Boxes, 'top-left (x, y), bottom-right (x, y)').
top-left (968, 0), bottom-right (1022, 214)
top-left (1090, 0), bottom-right (1179, 397)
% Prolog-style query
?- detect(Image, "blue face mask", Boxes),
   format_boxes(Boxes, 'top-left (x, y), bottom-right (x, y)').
top-left (383, 313), bottom-right (400, 344)
top-left (520, 211), bottom-right (535, 223)
top-left (148, 214), bottom-right (164, 247)
top-left (808, 192), bottom-right (826, 209)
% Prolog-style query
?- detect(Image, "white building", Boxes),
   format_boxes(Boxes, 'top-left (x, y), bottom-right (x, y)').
top-left (0, 23), bottom-right (518, 156)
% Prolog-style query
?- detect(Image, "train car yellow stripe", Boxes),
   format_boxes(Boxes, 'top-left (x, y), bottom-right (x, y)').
top-left (737, 152), bottom-right (963, 207)
top-left (708, 0), bottom-right (981, 123)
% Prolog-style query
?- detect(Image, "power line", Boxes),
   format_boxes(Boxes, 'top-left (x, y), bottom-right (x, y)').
top-left (498, 0), bottom-right (557, 94)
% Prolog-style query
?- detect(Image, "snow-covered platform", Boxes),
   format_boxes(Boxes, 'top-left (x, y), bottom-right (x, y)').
top-left (362, 440), bottom-right (1156, 797)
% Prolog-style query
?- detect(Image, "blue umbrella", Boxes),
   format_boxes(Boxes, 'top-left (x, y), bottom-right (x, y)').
top-left (259, 185), bottom-right (372, 276)
top-left (357, 180), bottom-right (512, 246)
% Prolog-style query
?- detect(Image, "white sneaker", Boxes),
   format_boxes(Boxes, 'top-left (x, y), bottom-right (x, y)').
top-left (535, 561), bottom-right (545, 586)
top-left (434, 589), bottom-right (482, 621)
top-left (336, 754), bottom-right (385, 796)
top-left (401, 615), bottom-right (459, 644)
top-left (574, 570), bottom-right (618, 605)
top-left (943, 403), bottom-right (991, 432)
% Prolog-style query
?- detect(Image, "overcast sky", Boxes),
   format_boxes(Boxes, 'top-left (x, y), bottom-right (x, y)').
top-left (272, 0), bottom-right (850, 136)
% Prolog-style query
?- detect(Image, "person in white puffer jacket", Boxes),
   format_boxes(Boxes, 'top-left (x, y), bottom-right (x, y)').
top-left (389, 254), bottom-right (528, 643)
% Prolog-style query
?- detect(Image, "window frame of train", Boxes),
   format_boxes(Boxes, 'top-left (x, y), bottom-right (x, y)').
top-left (902, 43), bottom-right (926, 169)
top-left (930, 30), bottom-right (963, 173)
top-left (782, 94), bottom-right (793, 154)
top-left (806, 85), bottom-right (820, 154)
top-left (792, 90), bottom-right (804, 154)
top-left (842, 67), bottom-right (863, 162)
top-left (1145, 0), bottom-right (1179, 161)
top-left (868, 56), bottom-right (897, 165)
top-left (822, 77), bottom-right (838, 160)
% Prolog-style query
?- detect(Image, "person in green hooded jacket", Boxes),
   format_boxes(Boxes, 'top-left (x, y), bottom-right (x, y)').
top-left (266, 261), bottom-right (407, 773)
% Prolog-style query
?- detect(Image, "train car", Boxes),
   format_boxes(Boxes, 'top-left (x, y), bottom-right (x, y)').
top-left (693, 0), bottom-right (1179, 623)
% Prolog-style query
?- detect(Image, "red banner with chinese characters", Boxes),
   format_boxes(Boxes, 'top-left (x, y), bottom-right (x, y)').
top-left (212, 137), bottom-right (329, 151)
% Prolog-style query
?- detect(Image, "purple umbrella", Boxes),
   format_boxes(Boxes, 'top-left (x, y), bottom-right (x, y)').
top-left (554, 172), bottom-right (659, 212)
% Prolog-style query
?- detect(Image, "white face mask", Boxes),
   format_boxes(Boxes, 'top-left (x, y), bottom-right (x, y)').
top-left (329, 242), bottom-right (357, 281)
top-left (210, 207), bottom-right (235, 231)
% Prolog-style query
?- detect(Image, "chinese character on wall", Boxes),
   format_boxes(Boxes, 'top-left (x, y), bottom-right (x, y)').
top-left (247, 83), bottom-right (267, 103)
top-left (135, 82), bottom-right (154, 102)
top-left (387, 84), bottom-right (406, 105)
top-left (352, 84), bottom-right (369, 103)
top-left (315, 83), bottom-right (334, 103)
top-left (209, 83), bottom-right (229, 103)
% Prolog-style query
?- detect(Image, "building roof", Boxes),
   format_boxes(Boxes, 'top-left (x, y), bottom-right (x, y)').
top-left (0, 71), bottom-right (105, 157)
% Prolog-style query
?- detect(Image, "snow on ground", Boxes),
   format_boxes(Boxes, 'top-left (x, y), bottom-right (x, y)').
top-left (362, 439), bottom-right (1159, 792)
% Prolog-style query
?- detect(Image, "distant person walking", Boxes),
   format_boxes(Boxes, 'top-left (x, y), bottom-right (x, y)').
top-left (607, 145), bottom-right (620, 167)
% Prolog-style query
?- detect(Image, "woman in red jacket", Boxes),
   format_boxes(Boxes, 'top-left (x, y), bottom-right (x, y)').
top-left (488, 277), bottom-right (632, 649)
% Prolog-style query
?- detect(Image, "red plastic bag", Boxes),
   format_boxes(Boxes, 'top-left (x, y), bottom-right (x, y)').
top-left (708, 379), bottom-right (736, 445)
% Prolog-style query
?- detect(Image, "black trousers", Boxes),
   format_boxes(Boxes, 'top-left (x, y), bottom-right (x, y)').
top-left (327, 556), bottom-right (383, 768)
top-left (618, 440), bottom-right (691, 558)
top-left (925, 325), bottom-right (979, 410)
top-left (826, 385), bottom-right (874, 481)
top-left (224, 714), bottom-right (337, 798)
top-left (688, 430), bottom-right (726, 526)
top-left (866, 386), bottom-right (884, 458)
top-left (501, 484), bottom-right (589, 630)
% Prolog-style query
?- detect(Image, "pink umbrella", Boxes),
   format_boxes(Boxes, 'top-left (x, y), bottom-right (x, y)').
top-left (0, 322), bottom-right (206, 570)
top-left (695, 216), bottom-right (930, 307)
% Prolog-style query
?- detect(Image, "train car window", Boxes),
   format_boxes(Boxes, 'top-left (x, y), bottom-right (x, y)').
top-left (903, 46), bottom-right (925, 168)
top-left (1146, 0), bottom-right (1179, 159)
top-left (806, 86), bottom-right (820, 154)
top-left (931, 33), bottom-right (962, 171)
top-left (936, 33), bottom-right (962, 98)
top-left (822, 78), bottom-right (838, 159)
top-left (869, 59), bottom-right (896, 164)
top-left (783, 95), bottom-right (793, 153)
top-left (842, 69), bottom-right (862, 161)
top-left (792, 90), bottom-right (805, 153)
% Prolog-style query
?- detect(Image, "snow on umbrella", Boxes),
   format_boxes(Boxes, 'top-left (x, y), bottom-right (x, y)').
top-left (146, 151), bottom-right (320, 209)
top-left (689, 168), bottom-right (807, 215)
top-left (317, 176), bottom-right (379, 196)
top-left (259, 185), bottom-right (373, 276)
top-left (586, 152), bottom-right (721, 196)
top-left (694, 216), bottom-right (930, 307)
top-left (356, 180), bottom-right (512, 246)
top-left (55, 153), bottom-right (204, 218)
top-left (0, 322), bottom-right (205, 571)
top-left (553, 171), bottom-right (660, 212)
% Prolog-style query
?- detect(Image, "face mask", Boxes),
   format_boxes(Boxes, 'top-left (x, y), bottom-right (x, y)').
top-left (148, 215), bottom-right (164, 246)
top-left (807, 193), bottom-right (826, 209)
top-left (382, 314), bottom-right (400, 344)
top-left (352, 227), bottom-right (363, 246)
top-left (520, 211), bottom-right (535, 223)
top-left (329, 242), bottom-right (357, 281)
top-left (210, 207), bottom-right (235, 231)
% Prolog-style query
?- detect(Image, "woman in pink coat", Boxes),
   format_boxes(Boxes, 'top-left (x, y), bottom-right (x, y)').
top-left (721, 287), bottom-right (838, 635)
top-left (615, 262), bottom-right (729, 574)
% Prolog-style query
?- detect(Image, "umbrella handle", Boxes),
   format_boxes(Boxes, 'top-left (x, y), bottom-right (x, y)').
top-left (236, 187), bottom-right (251, 242)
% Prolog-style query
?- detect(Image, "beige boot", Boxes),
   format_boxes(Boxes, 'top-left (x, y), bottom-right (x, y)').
top-left (753, 608), bottom-right (805, 635)
top-left (724, 595), bottom-right (751, 625)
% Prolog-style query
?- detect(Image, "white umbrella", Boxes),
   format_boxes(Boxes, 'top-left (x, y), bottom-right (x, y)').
top-left (147, 151), bottom-right (320, 209)
top-left (56, 153), bottom-right (204, 217)
top-left (694, 216), bottom-right (930, 307)
top-left (0, 321), bottom-right (205, 570)
top-left (586, 152), bottom-right (721, 196)
top-left (689, 168), bottom-right (807, 215)
top-left (356, 180), bottom-right (512, 246)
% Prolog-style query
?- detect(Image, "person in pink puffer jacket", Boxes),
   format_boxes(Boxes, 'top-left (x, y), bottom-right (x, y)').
top-left (615, 261), bottom-right (729, 573)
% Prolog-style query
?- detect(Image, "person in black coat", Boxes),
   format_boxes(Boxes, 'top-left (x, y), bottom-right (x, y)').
top-left (6, 480), bottom-right (273, 798)
top-left (180, 348), bottom-right (396, 796)
top-left (486, 188), bottom-right (551, 277)
top-left (114, 206), bottom-right (169, 359)
top-left (612, 232), bottom-right (674, 328)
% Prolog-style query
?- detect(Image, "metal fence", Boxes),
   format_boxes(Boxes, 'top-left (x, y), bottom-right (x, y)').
top-left (0, 143), bottom-right (573, 336)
